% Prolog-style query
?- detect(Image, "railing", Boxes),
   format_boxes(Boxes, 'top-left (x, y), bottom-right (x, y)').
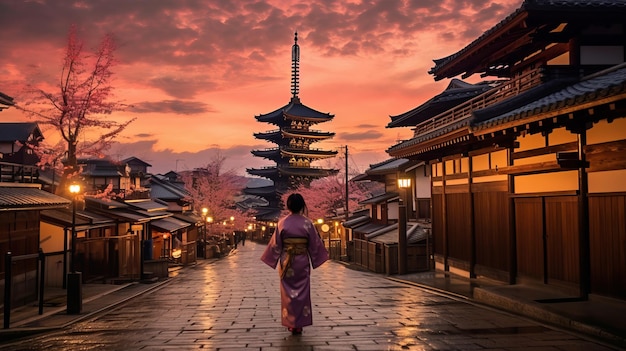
top-left (3, 250), bottom-right (46, 329)
top-left (412, 67), bottom-right (544, 137)
top-left (0, 161), bottom-right (39, 183)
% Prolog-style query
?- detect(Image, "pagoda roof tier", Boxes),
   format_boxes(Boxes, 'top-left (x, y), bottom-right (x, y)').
top-left (252, 206), bottom-right (282, 222)
top-left (243, 185), bottom-right (281, 202)
top-left (243, 185), bottom-right (277, 196)
top-left (247, 166), bottom-right (339, 180)
top-left (251, 147), bottom-right (337, 161)
top-left (255, 99), bottom-right (334, 126)
top-left (281, 148), bottom-right (337, 159)
top-left (254, 129), bottom-right (334, 143)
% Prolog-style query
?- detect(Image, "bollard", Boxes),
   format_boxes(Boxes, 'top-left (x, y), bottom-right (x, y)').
top-left (66, 272), bottom-right (82, 314)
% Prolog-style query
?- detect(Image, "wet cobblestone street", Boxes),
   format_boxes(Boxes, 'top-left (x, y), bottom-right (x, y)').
top-left (0, 241), bottom-right (618, 350)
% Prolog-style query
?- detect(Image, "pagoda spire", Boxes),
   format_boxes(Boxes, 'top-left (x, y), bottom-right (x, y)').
top-left (291, 31), bottom-right (300, 102)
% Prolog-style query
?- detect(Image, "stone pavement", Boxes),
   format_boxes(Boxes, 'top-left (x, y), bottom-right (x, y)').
top-left (0, 241), bottom-right (624, 349)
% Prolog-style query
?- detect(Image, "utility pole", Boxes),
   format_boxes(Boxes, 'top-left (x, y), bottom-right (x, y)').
top-left (344, 145), bottom-right (349, 221)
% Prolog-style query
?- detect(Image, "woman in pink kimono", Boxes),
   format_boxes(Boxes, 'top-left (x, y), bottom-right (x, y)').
top-left (261, 193), bottom-right (329, 335)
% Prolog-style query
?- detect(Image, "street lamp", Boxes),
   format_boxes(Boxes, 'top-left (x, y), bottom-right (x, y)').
top-left (230, 216), bottom-right (236, 248)
top-left (397, 176), bottom-right (411, 275)
top-left (201, 208), bottom-right (208, 258)
top-left (67, 183), bottom-right (82, 314)
top-left (206, 216), bottom-right (213, 257)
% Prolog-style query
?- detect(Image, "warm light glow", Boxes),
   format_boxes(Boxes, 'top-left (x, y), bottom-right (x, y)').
top-left (247, 224), bottom-right (253, 230)
top-left (261, 226), bottom-right (266, 231)
top-left (230, 216), bottom-right (235, 221)
top-left (0, 1), bottom-right (527, 176)
top-left (202, 207), bottom-right (208, 216)
top-left (69, 184), bottom-right (81, 194)
top-left (398, 178), bottom-right (411, 189)
top-left (317, 218), bottom-right (324, 224)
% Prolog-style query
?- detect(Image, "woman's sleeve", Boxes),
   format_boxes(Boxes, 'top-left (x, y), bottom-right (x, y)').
top-left (261, 227), bottom-right (282, 269)
top-left (306, 220), bottom-right (329, 269)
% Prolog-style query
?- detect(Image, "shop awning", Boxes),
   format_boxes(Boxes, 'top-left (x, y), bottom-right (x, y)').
top-left (369, 222), bottom-right (431, 245)
top-left (342, 215), bottom-right (370, 228)
top-left (0, 185), bottom-right (70, 211)
top-left (151, 216), bottom-right (191, 232)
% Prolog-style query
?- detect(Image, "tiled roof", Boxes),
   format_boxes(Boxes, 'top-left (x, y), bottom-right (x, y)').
top-left (387, 79), bottom-right (496, 128)
top-left (148, 176), bottom-right (189, 199)
top-left (173, 212), bottom-right (202, 224)
top-left (0, 91), bottom-right (14, 110)
top-left (366, 158), bottom-right (413, 175)
top-left (0, 122), bottom-right (41, 142)
top-left (342, 215), bottom-right (370, 228)
top-left (386, 119), bottom-right (471, 154)
top-left (256, 99), bottom-right (334, 124)
top-left (124, 199), bottom-right (168, 212)
top-left (367, 222), bottom-right (431, 245)
top-left (429, 0), bottom-right (626, 80)
top-left (360, 192), bottom-right (399, 204)
top-left (152, 216), bottom-right (191, 232)
top-left (471, 65), bottom-right (626, 133)
top-left (471, 79), bottom-right (576, 124)
top-left (0, 186), bottom-right (70, 210)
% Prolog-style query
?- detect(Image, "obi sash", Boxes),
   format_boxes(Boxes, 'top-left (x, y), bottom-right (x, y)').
top-left (280, 237), bottom-right (308, 279)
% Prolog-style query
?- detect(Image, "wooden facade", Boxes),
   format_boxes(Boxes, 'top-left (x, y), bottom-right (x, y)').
top-left (387, 1), bottom-right (626, 301)
top-left (348, 158), bottom-right (432, 274)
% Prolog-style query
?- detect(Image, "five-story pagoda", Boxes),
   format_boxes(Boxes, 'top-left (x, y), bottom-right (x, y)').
top-left (246, 32), bottom-right (338, 221)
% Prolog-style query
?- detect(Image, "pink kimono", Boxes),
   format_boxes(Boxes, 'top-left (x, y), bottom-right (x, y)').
top-left (261, 214), bottom-right (329, 329)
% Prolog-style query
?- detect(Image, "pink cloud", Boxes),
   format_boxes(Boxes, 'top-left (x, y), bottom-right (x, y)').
top-left (0, 0), bottom-right (523, 176)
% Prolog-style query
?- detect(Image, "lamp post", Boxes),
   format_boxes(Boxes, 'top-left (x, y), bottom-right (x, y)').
top-left (206, 216), bottom-right (213, 257)
top-left (201, 208), bottom-right (208, 258)
top-left (67, 183), bottom-right (82, 314)
top-left (397, 177), bottom-right (411, 275)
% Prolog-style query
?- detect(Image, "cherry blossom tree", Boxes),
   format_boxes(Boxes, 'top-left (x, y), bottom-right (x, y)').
top-left (281, 158), bottom-right (382, 220)
top-left (180, 153), bottom-right (250, 231)
top-left (16, 25), bottom-right (134, 196)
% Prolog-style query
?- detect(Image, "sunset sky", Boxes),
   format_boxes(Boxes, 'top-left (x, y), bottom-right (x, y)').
top-left (0, 0), bottom-right (521, 176)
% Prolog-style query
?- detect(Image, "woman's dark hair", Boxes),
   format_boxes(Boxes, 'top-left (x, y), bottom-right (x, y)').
top-left (286, 193), bottom-right (307, 214)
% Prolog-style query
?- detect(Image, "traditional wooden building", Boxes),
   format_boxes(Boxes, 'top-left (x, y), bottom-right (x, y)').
top-left (1, 183), bottom-right (70, 308)
top-left (40, 207), bottom-right (118, 286)
top-left (247, 33), bottom-right (338, 221)
top-left (387, 0), bottom-right (626, 301)
top-left (346, 158), bottom-right (431, 274)
top-left (0, 123), bottom-right (43, 186)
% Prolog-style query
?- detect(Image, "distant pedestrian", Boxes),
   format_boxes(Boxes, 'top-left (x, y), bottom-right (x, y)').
top-left (241, 232), bottom-right (246, 246)
top-left (261, 193), bottom-right (329, 335)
